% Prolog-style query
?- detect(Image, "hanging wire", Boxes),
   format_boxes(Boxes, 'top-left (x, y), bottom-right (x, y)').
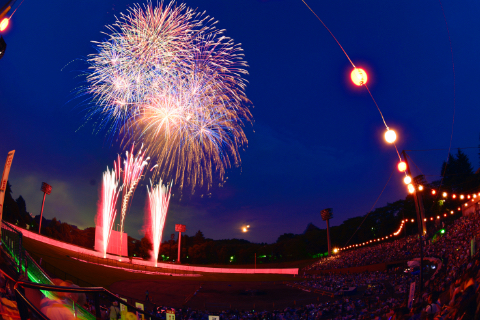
top-left (405, 147), bottom-right (477, 152)
top-left (300, 0), bottom-right (356, 68)
top-left (437, 0), bottom-right (456, 190)
top-left (343, 167), bottom-right (395, 248)
top-left (8, 0), bottom-right (23, 18)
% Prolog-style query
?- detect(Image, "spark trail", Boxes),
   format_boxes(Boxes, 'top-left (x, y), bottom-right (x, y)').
top-left (118, 144), bottom-right (149, 256)
top-left (146, 180), bottom-right (172, 267)
top-left (99, 166), bottom-right (121, 258)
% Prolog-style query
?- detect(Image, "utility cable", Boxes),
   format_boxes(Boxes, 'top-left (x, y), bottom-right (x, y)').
top-left (343, 167), bottom-right (395, 248)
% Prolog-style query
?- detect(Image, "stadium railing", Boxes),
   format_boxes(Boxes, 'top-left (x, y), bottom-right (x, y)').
top-left (0, 221), bottom-right (156, 320)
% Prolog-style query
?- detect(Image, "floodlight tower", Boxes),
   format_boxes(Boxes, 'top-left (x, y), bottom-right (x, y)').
top-left (321, 208), bottom-right (333, 255)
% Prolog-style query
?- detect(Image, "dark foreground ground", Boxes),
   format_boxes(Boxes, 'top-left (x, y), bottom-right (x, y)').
top-left (110, 279), bottom-right (329, 311)
top-left (22, 236), bottom-right (327, 311)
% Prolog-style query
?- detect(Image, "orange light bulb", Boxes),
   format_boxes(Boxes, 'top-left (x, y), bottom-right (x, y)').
top-left (0, 18), bottom-right (9, 32)
top-left (351, 68), bottom-right (368, 86)
top-left (397, 161), bottom-right (407, 172)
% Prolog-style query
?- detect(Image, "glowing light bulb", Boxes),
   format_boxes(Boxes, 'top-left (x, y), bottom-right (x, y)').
top-left (0, 18), bottom-right (9, 32)
top-left (397, 161), bottom-right (407, 172)
top-left (408, 184), bottom-right (415, 194)
top-left (404, 176), bottom-right (412, 184)
top-left (384, 129), bottom-right (397, 144)
top-left (418, 185), bottom-right (424, 191)
top-left (460, 195), bottom-right (464, 200)
top-left (442, 192), bottom-right (447, 198)
top-left (350, 68), bottom-right (367, 86)
top-left (432, 190), bottom-right (436, 195)
top-left (242, 227), bottom-right (247, 232)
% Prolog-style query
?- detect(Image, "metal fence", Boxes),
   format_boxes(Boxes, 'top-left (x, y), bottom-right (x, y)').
top-left (1, 221), bottom-right (23, 273)
top-left (0, 221), bottom-right (162, 320)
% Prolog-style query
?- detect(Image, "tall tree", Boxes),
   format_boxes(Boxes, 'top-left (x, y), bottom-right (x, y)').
top-left (456, 149), bottom-right (474, 177)
top-left (3, 182), bottom-right (22, 226)
top-left (193, 230), bottom-right (205, 245)
top-left (440, 153), bottom-right (456, 189)
top-left (15, 196), bottom-right (26, 215)
top-left (139, 236), bottom-right (152, 260)
top-left (478, 133), bottom-right (480, 168)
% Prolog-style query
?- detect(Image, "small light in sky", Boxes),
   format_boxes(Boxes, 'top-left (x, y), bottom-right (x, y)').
top-left (385, 129), bottom-right (397, 144)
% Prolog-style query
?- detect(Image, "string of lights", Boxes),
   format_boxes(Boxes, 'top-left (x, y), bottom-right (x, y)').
top-left (336, 185), bottom-right (480, 252)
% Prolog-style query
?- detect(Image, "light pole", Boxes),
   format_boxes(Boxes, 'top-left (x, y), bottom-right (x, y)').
top-left (38, 182), bottom-right (52, 234)
top-left (0, 150), bottom-right (15, 236)
top-left (402, 150), bottom-right (425, 297)
top-left (175, 224), bottom-right (186, 263)
top-left (0, 36), bottom-right (6, 60)
top-left (321, 208), bottom-right (333, 255)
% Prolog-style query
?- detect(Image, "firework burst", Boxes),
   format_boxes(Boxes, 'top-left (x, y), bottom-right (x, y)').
top-left (86, 1), bottom-right (252, 192)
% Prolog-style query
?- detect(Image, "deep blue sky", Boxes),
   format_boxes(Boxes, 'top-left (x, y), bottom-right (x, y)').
top-left (1, 0), bottom-right (479, 243)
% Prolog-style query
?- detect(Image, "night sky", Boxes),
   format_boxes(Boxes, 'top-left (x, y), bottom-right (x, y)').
top-left (1, 0), bottom-right (479, 243)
